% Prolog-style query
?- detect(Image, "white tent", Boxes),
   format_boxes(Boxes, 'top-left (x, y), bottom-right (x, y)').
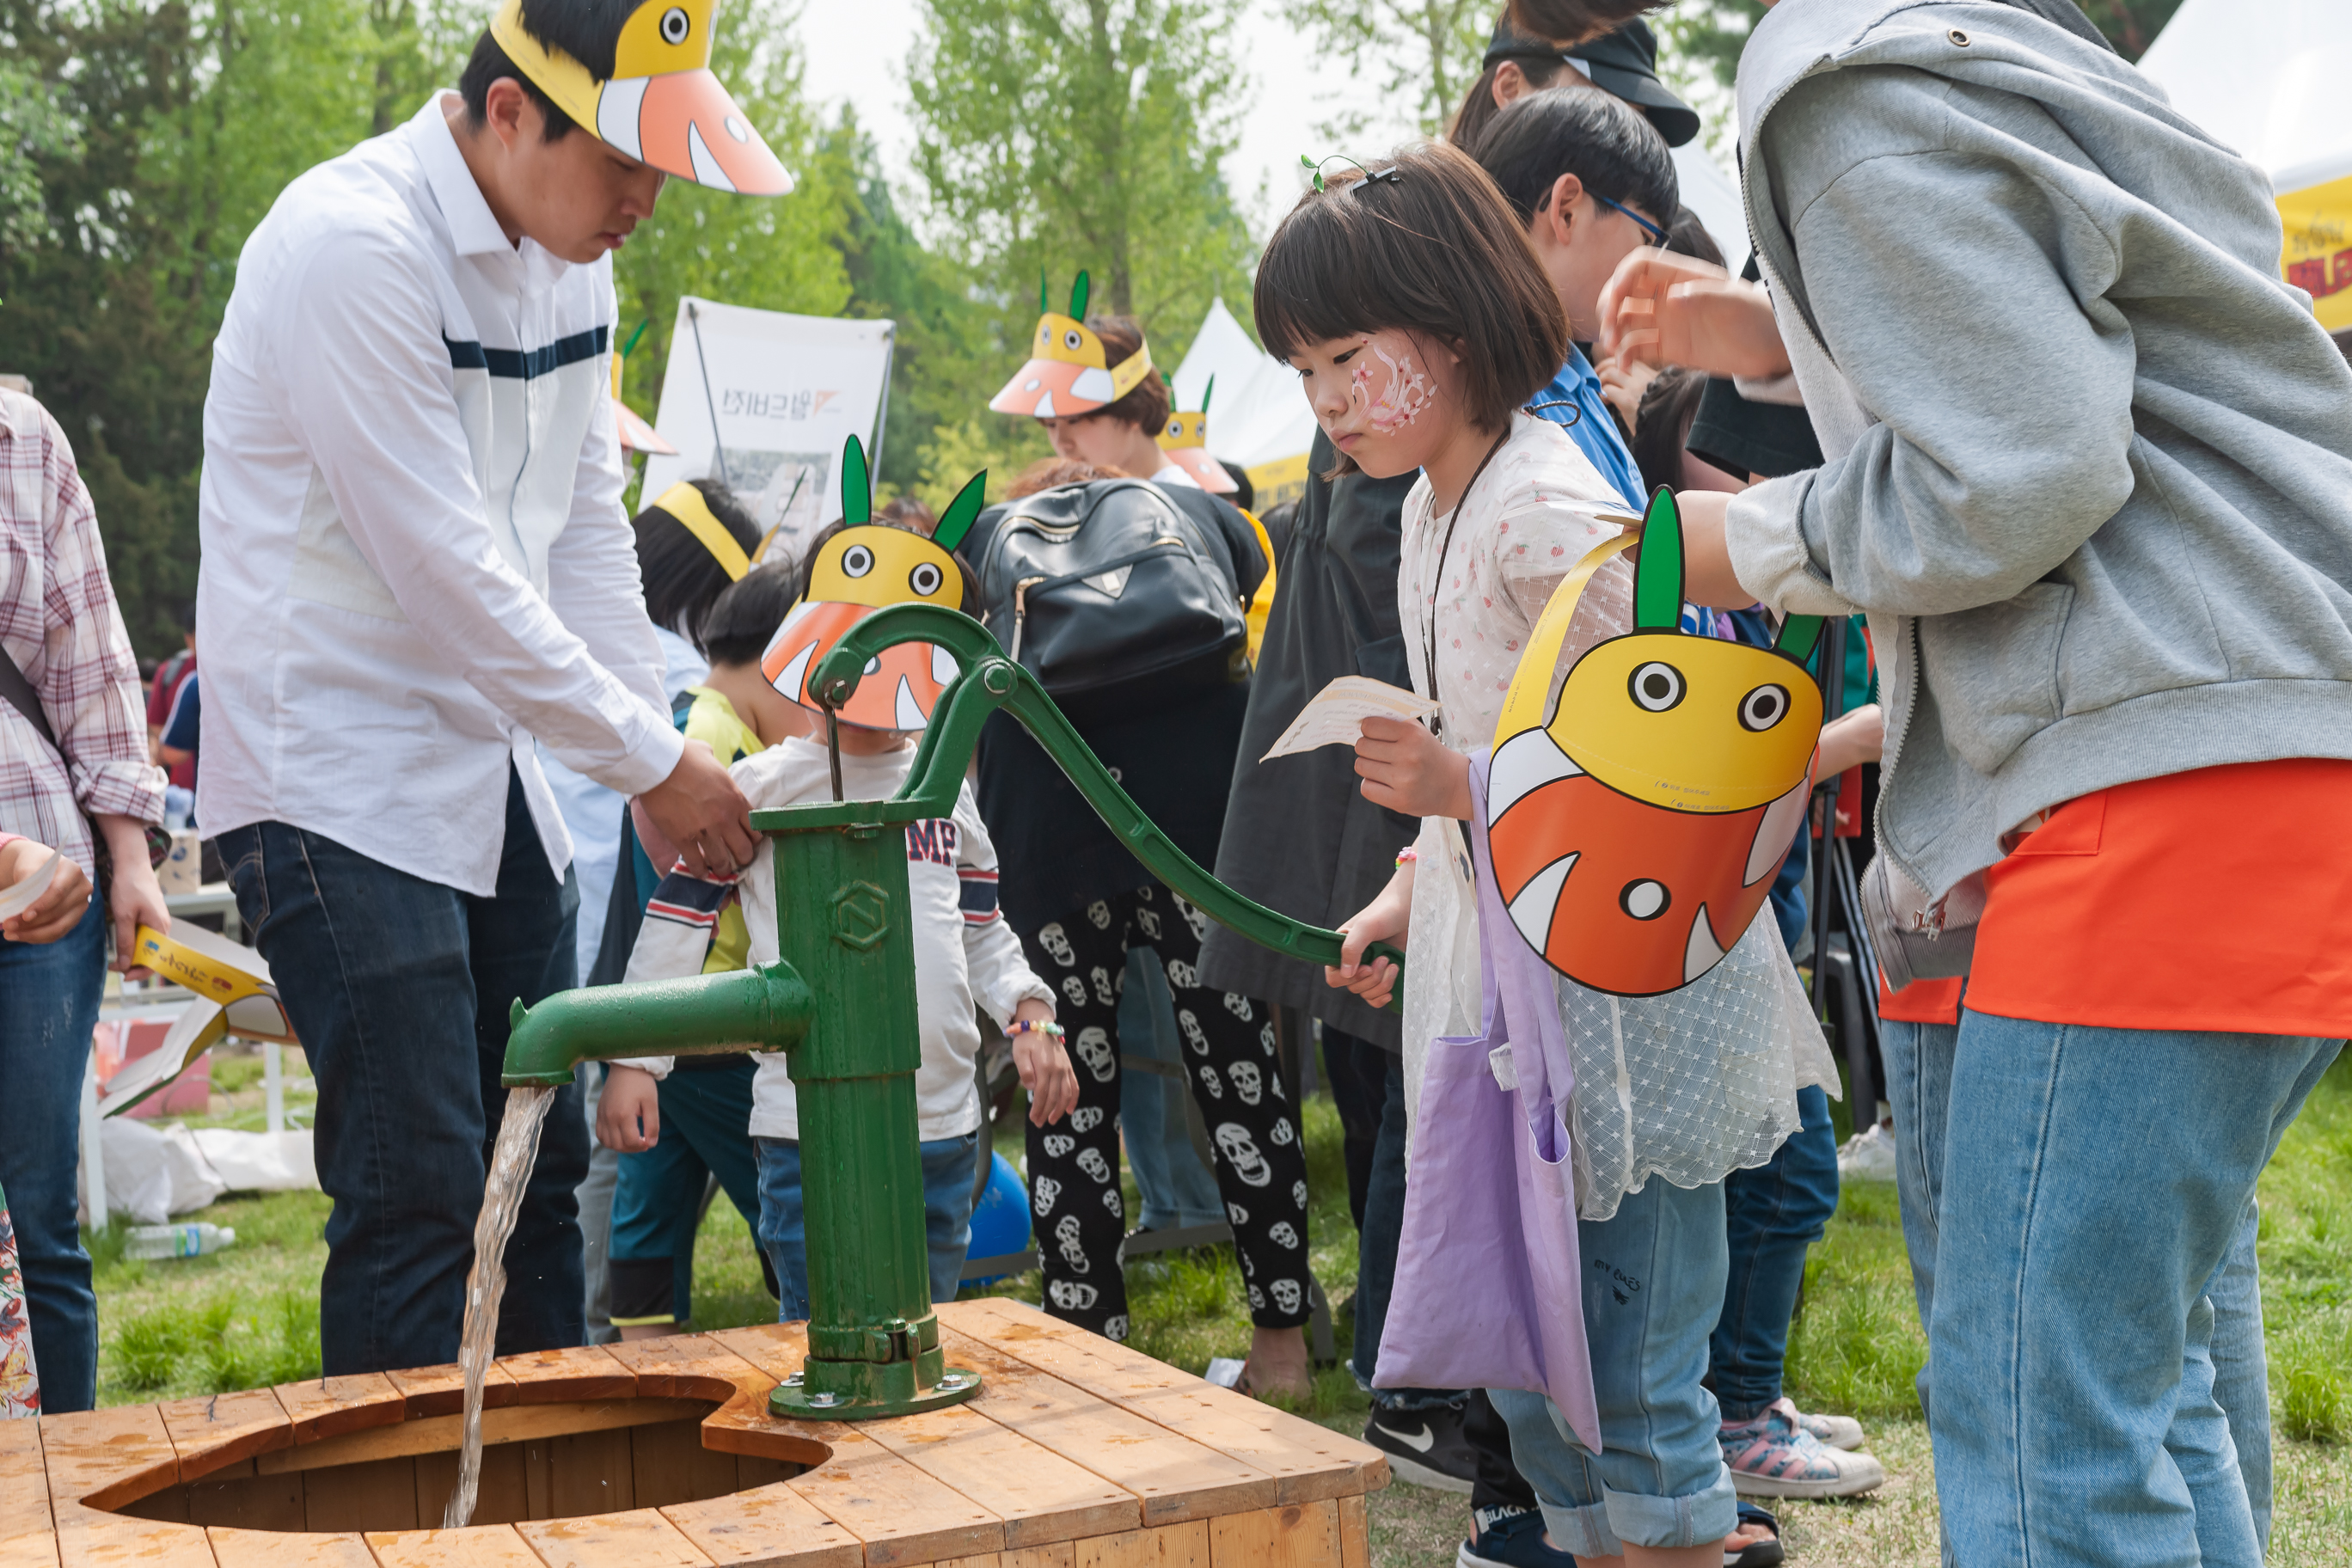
top-left (2139, 0), bottom-right (2352, 333)
top-left (1672, 143), bottom-right (1749, 266)
top-left (1168, 299), bottom-right (1320, 508)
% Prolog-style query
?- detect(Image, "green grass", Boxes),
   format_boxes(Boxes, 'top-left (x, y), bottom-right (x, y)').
top-left (88, 1055), bottom-right (2352, 1565)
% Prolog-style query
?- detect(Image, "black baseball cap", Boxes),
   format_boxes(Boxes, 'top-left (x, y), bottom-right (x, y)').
top-left (1483, 15), bottom-right (1701, 149)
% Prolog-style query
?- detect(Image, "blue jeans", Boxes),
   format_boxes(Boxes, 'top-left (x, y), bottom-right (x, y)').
top-left (1910, 1012), bottom-right (2337, 1568)
top-left (1118, 949), bottom-right (1223, 1232)
top-left (1491, 1174), bottom-right (1739, 1554)
top-left (219, 769), bottom-right (590, 1374)
top-left (610, 1057), bottom-right (763, 1326)
top-left (0, 897), bottom-right (105, 1411)
top-left (754, 1130), bottom-right (979, 1319)
top-left (1710, 1084), bottom-right (1839, 1420)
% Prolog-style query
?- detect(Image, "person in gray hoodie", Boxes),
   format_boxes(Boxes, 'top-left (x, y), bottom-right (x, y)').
top-left (1506, 0), bottom-right (2352, 1561)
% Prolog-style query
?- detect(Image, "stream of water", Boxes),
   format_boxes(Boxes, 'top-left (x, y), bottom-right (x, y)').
top-left (440, 1082), bottom-right (558, 1529)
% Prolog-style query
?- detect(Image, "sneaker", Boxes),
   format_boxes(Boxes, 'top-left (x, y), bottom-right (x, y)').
top-left (1363, 1401), bottom-right (1476, 1493)
top-left (1726, 1504), bottom-right (1785, 1568)
top-left (1837, 1123), bottom-right (1897, 1181)
top-left (1458, 1504), bottom-right (1572, 1567)
top-left (1790, 1405), bottom-right (1866, 1451)
top-left (1720, 1399), bottom-right (1886, 1498)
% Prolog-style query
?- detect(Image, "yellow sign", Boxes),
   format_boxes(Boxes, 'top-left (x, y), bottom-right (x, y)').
top-left (2279, 171), bottom-right (2352, 334)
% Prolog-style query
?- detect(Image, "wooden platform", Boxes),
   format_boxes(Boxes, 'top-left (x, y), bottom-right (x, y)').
top-left (4, 1299), bottom-right (1386, 1568)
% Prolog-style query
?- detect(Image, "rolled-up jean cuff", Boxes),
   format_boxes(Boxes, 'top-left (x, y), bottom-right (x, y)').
top-left (1541, 1471), bottom-right (1740, 1553)
top-left (1370, 1387), bottom-right (1463, 1414)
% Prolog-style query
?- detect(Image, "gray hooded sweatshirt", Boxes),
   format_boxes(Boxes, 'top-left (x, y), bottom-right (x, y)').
top-left (1722, 0), bottom-right (2352, 954)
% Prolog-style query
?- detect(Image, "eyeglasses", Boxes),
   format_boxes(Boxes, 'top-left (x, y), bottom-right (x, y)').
top-left (1592, 192), bottom-right (1669, 248)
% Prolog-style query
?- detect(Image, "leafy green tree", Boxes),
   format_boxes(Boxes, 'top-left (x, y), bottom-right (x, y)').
top-left (1280, 0), bottom-right (1490, 138)
top-left (0, 63), bottom-right (79, 254)
top-left (905, 0), bottom-right (1257, 502)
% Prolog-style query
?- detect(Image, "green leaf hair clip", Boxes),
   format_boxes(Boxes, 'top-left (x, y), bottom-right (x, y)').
top-left (1300, 153), bottom-right (1403, 194)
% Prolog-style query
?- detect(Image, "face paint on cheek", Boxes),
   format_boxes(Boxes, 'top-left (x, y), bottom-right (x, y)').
top-left (1353, 339), bottom-right (1436, 433)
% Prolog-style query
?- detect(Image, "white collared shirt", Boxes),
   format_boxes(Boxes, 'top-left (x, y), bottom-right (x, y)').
top-left (199, 93), bottom-right (682, 896)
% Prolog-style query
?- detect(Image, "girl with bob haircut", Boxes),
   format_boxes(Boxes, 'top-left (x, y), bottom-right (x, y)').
top-left (1272, 140), bottom-right (1830, 1568)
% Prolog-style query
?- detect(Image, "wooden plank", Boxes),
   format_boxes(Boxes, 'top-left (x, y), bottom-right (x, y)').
top-left (162, 1389), bottom-right (297, 1482)
top-left (301, 1455), bottom-right (417, 1533)
top-left (702, 1327), bottom-right (1008, 1566)
top-left (412, 1443), bottom-right (539, 1527)
top-left (1336, 1494), bottom-right (1366, 1568)
top-left (1005, 1547), bottom-right (1076, 1568)
top-left (627, 1420), bottom-right (738, 1510)
top-left (0, 1416), bottom-right (49, 1541)
top-left (256, 1400), bottom-right (715, 1475)
top-left (657, 1484), bottom-right (859, 1568)
top-left (181, 1470), bottom-right (307, 1531)
top-left (384, 1364), bottom-right (519, 1421)
top-left (933, 1329), bottom-right (1271, 1528)
top-left (844, 1401), bottom-right (1136, 1550)
top-left (37, 1404), bottom-right (179, 1510)
top-left (496, 1346), bottom-right (636, 1406)
top-left (597, 1338), bottom-right (763, 1409)
top-left (601, 1338), bottom-right (822, 1473)
top-left (522, 1443), bottom-right (554, 1524)
top-left (512, 1509), bottom-right (710, 1568)
top-left (365, 1523), bottom-right (544, 1568)
top-left (545, 1428), bottom-right (633, 1521)
top-left (50, 1510), bottom-right (217, 1568)
top-left (274, 1375), bottom-right (406, 1445)
top-left (1207, 1503), bottom-right (1339, 1568)
top-left (0, 1530), bottom-right (57, 1568)
top-left (944, 1302), bottom-right (1381, 1504)
top-left (206, 1526), bottom-right (373, 1568)
top-left (1072, 1522), bottom-right (1209, 1568)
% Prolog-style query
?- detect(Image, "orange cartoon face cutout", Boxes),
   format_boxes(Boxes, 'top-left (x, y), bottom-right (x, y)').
top-left (1155, 377), bottom-right (1237, 493)
top-left (989, 272), bottom-right (1155, 419)
top-left (1485, 489), bottom-right (1825, 996)
top-left (760, 436), bottom-right (984, 732)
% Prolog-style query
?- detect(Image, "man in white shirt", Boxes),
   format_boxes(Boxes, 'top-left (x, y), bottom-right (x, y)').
top-left (199, 0), bottom-right (793, 1374)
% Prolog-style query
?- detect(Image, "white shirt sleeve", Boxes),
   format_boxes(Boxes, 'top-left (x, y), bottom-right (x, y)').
top-left (954, 785), bottom-right (1055, 1027)
top-left (270, 226), bottom-right (682, 796)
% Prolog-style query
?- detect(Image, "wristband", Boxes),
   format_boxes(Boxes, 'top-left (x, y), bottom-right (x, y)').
top-left (1008, 1019), bottom-right (1063, 1040)
top-left (1395, 847), bottom-right (1418, 867)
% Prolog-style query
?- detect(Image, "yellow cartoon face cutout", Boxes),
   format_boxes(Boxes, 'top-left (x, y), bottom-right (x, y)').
top-left (989, 272), bottom-right (1155, 418)
top-left (762, 437), bottom-right (984, 732)
top-left (1484, 489), bottom-right (1826, 996)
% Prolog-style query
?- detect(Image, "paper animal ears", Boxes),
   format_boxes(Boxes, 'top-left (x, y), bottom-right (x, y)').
top-left (1043, 270), bottom-right (1091, 321)
top-left (836, 435), bottom-right (983, 553)
top-left (1632, 487), bottom-right (1822, 662)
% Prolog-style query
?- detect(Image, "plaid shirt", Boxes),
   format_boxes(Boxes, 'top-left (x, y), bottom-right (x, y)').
top-left (0, 389), bottom-right (165, 881)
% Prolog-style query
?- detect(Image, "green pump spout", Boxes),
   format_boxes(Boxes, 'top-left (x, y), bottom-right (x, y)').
top-left (501, 964), bottom-right (816, 1087)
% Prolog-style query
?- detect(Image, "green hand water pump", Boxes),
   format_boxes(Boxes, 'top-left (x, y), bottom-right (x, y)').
top-left (501, 604), bottom-right (1405, 1421)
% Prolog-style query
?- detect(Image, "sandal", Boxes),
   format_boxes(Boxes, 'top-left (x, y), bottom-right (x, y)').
top-left (1726, 1503), bottom-right (1784, 1568)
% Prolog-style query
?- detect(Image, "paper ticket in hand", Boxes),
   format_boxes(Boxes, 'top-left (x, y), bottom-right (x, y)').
top-left (0, 848), bottom-right (61, 922)
top-left (1259, 677), bottom-right (1439, 762)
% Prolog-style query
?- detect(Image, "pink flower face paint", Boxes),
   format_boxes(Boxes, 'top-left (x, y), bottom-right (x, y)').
top-left (1349, 334), bottom-right (1436, 434)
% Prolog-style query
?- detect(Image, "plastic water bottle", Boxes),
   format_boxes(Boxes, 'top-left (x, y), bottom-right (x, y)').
top-left (124, 1222), bottom-right (236, 1260)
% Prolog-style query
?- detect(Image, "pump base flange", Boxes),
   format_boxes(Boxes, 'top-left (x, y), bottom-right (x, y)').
top-left (768, 1364), bottom-right (983, 1422)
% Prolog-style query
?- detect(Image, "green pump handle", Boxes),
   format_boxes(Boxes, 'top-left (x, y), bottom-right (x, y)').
top-left (781, 604), bottom-right (1406, 1013)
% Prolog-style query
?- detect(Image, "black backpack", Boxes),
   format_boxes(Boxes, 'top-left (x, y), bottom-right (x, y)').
top-left (963, 479), bottom-right (1254, 718)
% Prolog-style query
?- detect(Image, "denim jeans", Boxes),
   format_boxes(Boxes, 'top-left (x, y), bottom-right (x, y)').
top-left (1908, 1012), bottom-right (2337, 1568)
top-left (1711, 1083), bottom-right (1839, 1420)
top-left (1491, 1173), bottom-right (1739, 1554)
top-left (1118, 948), bottom-right (1223, 1232)
top-left (755, 1130), bottom-right (979, 1319)
top-left (0, 896), bottom-right (105, 1411)
top-left (610, 1057), bottom-right (763, 1326)
top-left (218, 769), bottom-right (589, 1374)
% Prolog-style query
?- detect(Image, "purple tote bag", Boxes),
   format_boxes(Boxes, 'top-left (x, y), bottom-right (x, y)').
top-left (1372, 756), bottom-right (1600, 1451)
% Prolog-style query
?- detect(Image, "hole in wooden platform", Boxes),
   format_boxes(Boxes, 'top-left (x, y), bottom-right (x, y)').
top-left (108, 1397), bottom-right (818, 1533)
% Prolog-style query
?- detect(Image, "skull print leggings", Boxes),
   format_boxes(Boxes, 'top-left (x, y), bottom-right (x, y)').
top-left (1020, 882), bottom-right (1313, 1341)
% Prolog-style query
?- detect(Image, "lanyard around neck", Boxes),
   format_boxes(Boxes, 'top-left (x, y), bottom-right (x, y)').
top-left (1418, 426), bottom-right (1511, 738)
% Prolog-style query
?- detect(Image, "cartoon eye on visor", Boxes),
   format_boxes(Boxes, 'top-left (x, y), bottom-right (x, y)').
top-left (759, 435), bottom-right (983, 732)
top-left (1485, 488), bottom-right (1826, 996)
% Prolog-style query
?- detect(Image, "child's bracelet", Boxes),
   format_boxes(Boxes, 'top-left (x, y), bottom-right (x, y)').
top-left (1395, 847), bottom-right (1418, 867)
top-left (1008, 1019), bottom-right (1063, 1040)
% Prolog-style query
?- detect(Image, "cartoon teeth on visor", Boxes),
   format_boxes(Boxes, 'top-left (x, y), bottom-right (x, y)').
top-left (1485, 488), bottom-right (1825, 997)
top-left (1155, 374), bottom-right (1238, 494)
top-left (760, 436), bottom-right (984, 732)
top-left (488, 0), bottom-right (793, 195)
top-left (989, 271), bottom-right (1154, 419)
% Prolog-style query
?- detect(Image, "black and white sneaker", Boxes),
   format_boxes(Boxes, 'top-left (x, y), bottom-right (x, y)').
top-left (1363, 1401), bottom-right (1476, 1493)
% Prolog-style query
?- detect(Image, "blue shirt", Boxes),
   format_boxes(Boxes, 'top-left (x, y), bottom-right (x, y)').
top-left (1528, 346), bottom-right (1644, 511)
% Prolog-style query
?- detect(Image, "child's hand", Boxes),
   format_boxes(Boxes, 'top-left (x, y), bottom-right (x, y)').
top-left (1010, 1000), bottom-right (1080, 1124)
top-left (1327, 871), bottom-right (1412, 1010)
top-left (1596, 355), bottom-right (1657, 435)
top-left (597, 1065), bottom-right (663, 1152)
top-left (0, 836), bottom-right (92, 946)
top-left (1818, 703), bottom-right (1886, 778)
top-left (1356, 715), bottom-right (1473, 820)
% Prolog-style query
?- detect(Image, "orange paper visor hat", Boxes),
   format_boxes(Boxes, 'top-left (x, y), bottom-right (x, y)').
top-left (990, 271), bottom-right (1155, 419)
top-left (489, 0), bottom-right (793, 195)
top-left (1155, 375), bottom-right (1237, 493)
top-left (1485, 488), bottom-right (1826, 997)
top-left (761, 436), bottom-right (985, 732)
